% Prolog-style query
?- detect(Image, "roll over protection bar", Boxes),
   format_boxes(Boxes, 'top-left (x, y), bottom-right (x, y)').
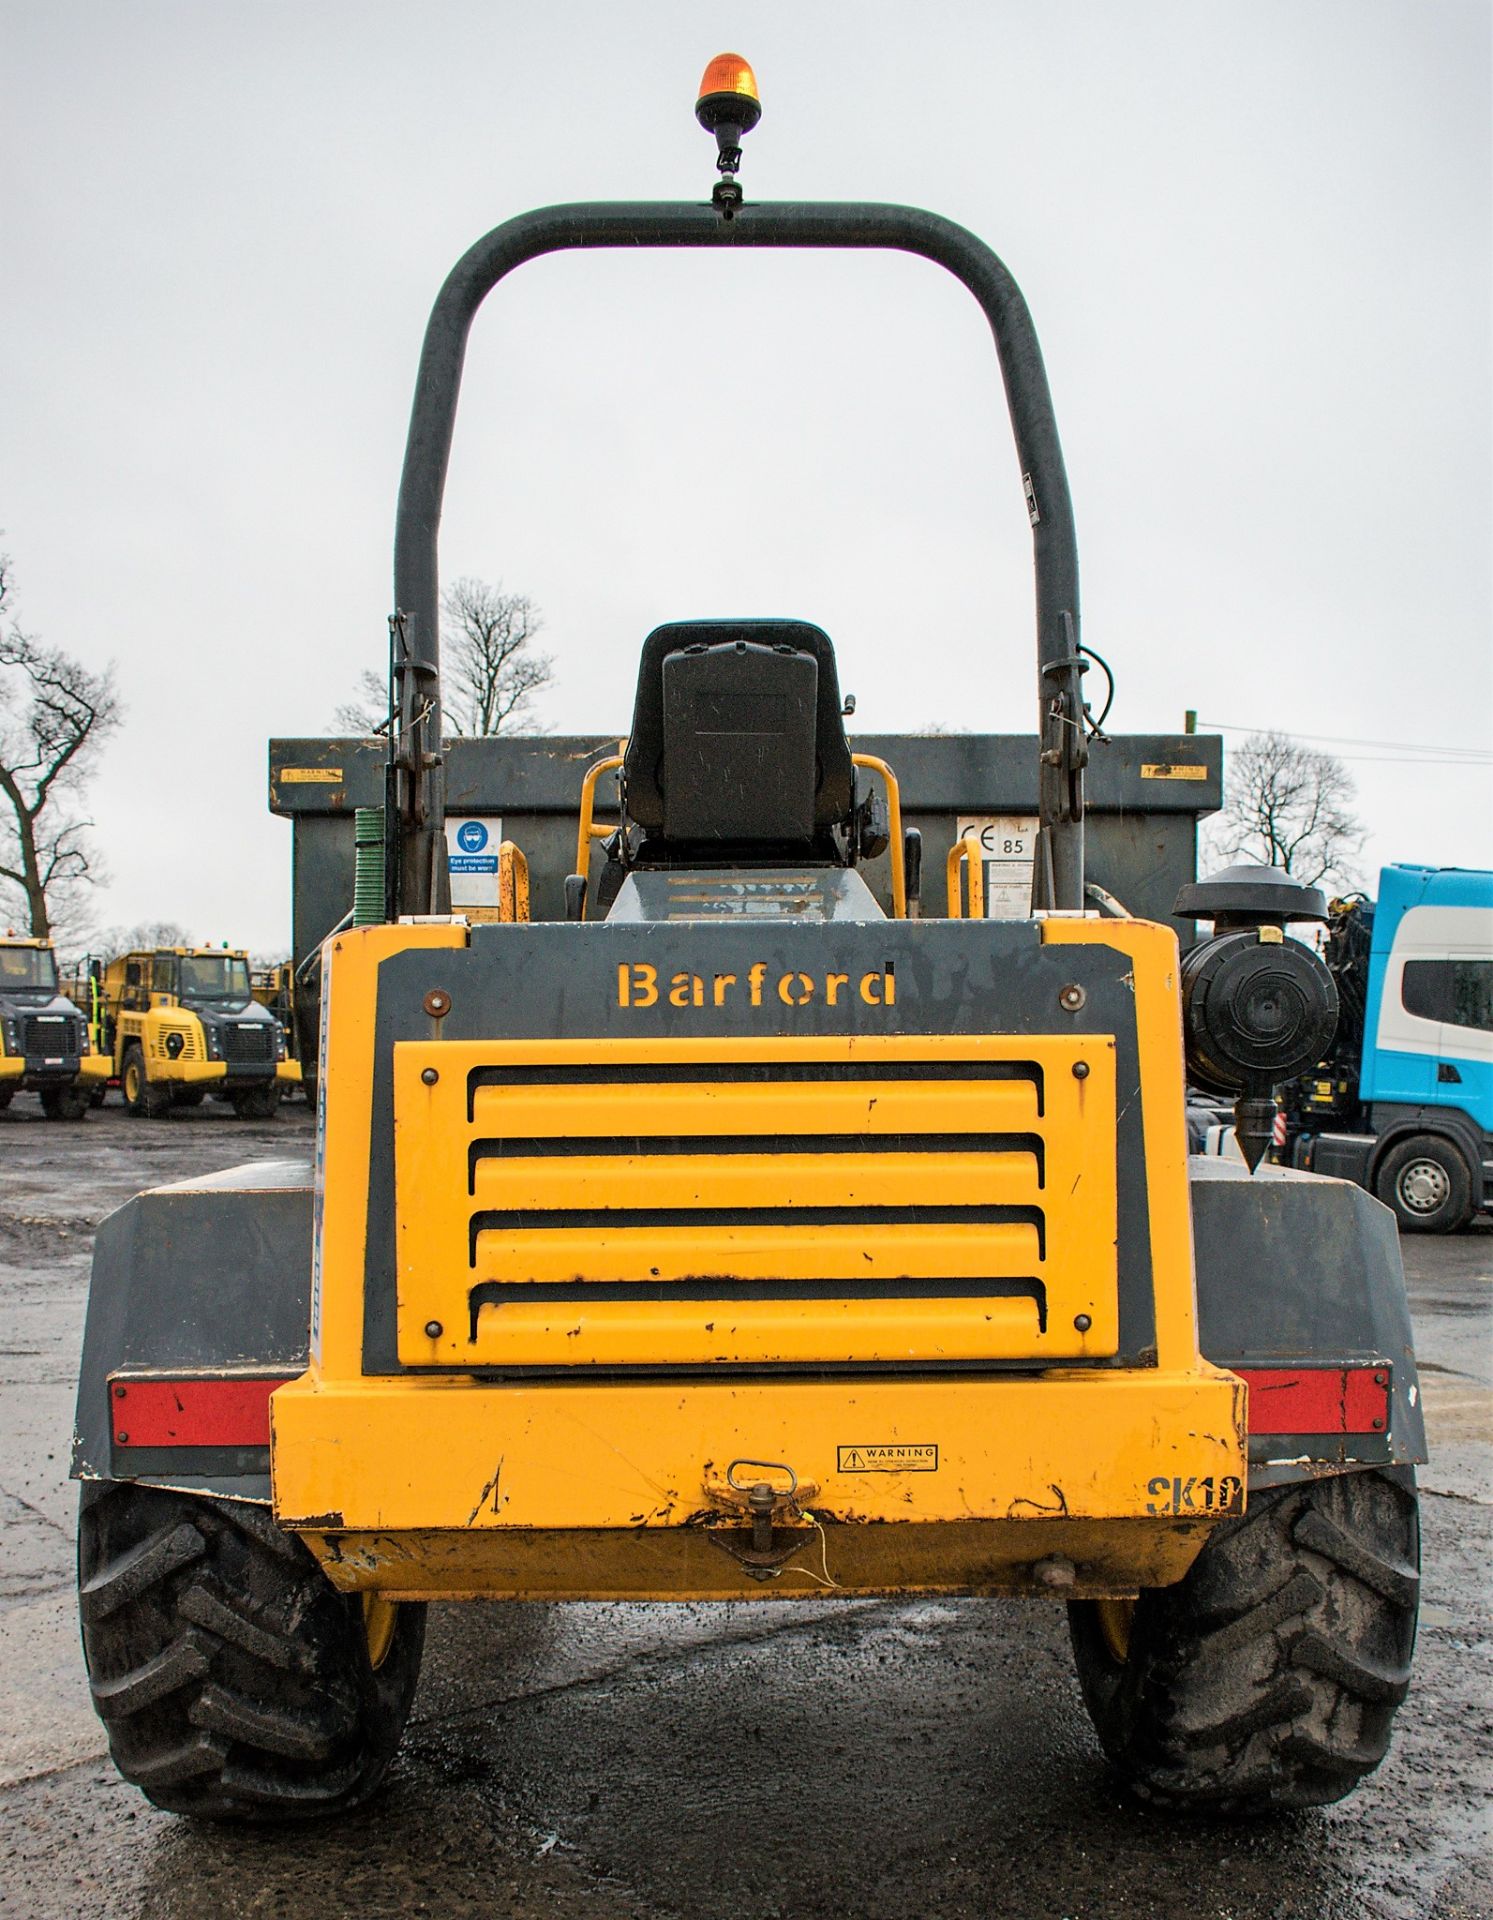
top-left (391, 200), bottom-right (1085, 917)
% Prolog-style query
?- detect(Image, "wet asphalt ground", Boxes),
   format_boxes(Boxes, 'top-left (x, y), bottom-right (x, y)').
top-left (0, 1099), bottom-right (1489, 1919)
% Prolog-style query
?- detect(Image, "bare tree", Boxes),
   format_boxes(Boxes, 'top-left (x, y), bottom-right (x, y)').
top-left (331, 581), bottom-right (553, 737)
top-left (1207, 729), bottom-right (1364, 891)
top-left (333, 668), bottom-right (389, 736)
top-left (442, 577), bottom-right (553, 736)
top-left (0, 554), bottom-right (123, 941)
top-left (91, 920), bottom-right (194, 961)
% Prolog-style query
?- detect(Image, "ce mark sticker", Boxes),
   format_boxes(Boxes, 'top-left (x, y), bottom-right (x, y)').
top-left (1147, 1474), bottom-right (1243, 1515)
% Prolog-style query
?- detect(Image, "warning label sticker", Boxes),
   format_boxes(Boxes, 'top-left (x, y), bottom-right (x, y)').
top-left (837, 1444), bottom-right (938, 1473)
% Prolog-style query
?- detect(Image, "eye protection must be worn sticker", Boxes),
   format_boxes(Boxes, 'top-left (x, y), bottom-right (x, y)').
top-left (838, 1444), bottom-right (938, 1473)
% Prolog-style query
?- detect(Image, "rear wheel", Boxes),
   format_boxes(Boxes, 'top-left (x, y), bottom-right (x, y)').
top-left (122, 1046), bottom-right (170, 1118)
top-left (0, 1087), bottom-right (12, 1111)
top-left (40, 1083), bottom-right (89, 1121)
top-left (78, 1481), bottom-right (425, 1821)
top-left (1374, 1134), bottom-right (1474, 1233)
top-left (231, 1083), bottom-right (280, 1120)
top-left (1068, 1469), bottom-right (1418, 1812)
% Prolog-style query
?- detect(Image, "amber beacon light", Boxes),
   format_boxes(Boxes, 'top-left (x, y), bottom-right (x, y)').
top-left (696, 52), bottom-right (761, 201)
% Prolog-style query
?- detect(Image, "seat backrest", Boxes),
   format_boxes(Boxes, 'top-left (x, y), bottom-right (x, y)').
top-left (623, 619), bottom-right (854, 842)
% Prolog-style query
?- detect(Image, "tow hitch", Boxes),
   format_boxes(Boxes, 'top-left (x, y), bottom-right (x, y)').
top-left (704, 1459), bottom-right (816, 1581)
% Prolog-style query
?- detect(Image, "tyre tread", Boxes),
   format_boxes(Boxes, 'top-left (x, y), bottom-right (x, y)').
top-left (90, 1628), bottom-right (214, 1717)
top-left (79, 1520), bottom-right (207, 1620)
top-left (77, 1482), bottom-right (424, 1823)
top-left (1292, 1504), bottom-right (1419, 1606)
top-left (1068, 1470), bottom-right (1419, 1813)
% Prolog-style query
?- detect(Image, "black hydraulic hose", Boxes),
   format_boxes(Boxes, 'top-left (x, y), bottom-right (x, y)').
top-left (393, 200), bottom-right (1084, 912)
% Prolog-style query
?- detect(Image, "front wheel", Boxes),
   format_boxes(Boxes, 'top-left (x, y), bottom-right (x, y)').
top-left (121, 1046), bottom-right (170, 1118)
top-left (40, 1083), bottom-right (90, 1121)
top-left (1374, 1134), bottom-right (1474, 1233)
top-left (231, 1083), bottom-right (280, 1120)
top-left (78, 1481), bottom-right (425, 1821)
top-left (1068, 1469), bottom-right (1418, 1813)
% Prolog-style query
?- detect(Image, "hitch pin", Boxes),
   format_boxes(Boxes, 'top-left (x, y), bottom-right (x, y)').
top-left (726, 1457), bottom-right (798, 1553)
top-left (748, 1482), bottom-right (775, 1554)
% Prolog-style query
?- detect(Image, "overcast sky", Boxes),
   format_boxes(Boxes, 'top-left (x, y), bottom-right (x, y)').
top-left (4, 1), bottom-right (1489, 952)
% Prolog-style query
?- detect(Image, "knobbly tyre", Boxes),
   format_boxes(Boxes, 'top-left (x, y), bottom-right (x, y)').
top-left (72, 56), bottom-right (1423, 1822)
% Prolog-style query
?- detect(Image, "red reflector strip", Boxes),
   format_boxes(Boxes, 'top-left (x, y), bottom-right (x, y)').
top-left (1237, 1367), bottom-right (1389, 1436)
top-left (110, 1377), bottom-right (293, 1448)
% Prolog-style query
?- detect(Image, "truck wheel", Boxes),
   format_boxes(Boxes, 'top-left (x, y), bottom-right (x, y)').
top-left (231, 1084), bottom-right (280, 1120)
top-left (1067, 1468), bottom-right (1418, 1813)
top-left (0, 1088), bottom-right (12, 1111)
top-left (1373, 1134), bottom-right (1474, 1233)
top-left (40, 1084), bottom-right (89, 1122)
top-left (121, 1047), bottom-right (171, 1119)
top-left (78, 1481), bottom-right (425, 1821)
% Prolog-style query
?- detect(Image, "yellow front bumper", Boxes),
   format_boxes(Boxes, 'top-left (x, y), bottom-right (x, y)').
top-left (0, 1053), bottom-right (107, 1083)
top-left (271, 1367), bottom-right (1246, 1601)
top-left (151, 1060), bottom-right (227, 1086)
top-left (149, 1058), bottom-right (299, 1086)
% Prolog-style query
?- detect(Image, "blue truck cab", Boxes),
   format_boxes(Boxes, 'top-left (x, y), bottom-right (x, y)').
top-left (1291, 864), bottom-right (1493, 1231)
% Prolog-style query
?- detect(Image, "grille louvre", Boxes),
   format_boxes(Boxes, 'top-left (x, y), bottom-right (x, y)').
top-left (21, 1013), bottom-right (83, 1056)
top-left (222, 1023), bottom-right (274, 1064)
top-left (153, 1023), bottom-right (202, 1061)
top-left (394, 1034), bottom-right (1118, 1370)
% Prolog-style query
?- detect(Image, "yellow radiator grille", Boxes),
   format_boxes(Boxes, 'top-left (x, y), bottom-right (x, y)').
top-left (151, 1022), bottom-right (202, 1061)
top-left (392, 1034), bottom-right (1117, 1369)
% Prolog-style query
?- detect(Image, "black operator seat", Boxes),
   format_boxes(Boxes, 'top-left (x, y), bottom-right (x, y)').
top-left (621, 619), bottom-right (855, 858)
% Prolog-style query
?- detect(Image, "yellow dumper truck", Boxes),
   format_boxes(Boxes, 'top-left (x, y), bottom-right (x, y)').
top-left (85, 946), bottom-right (300, 1118)
top-left (0, 934), bottom-right (107, 1119)
top-left (72, 58), bottom-right (1422, 1824)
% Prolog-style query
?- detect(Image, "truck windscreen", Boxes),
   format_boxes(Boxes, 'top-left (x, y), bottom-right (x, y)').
top-left (179, 956), bottom-right (251, 1000)
top-left (0, 946), bottom-right (58, 993)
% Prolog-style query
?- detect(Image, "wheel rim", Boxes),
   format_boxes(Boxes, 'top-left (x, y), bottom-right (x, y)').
top-left (124, 1061), bottom-right (140, 1103)
top-left (1397, 1157), bottom-right (1450, 1215)
top-left (363, 1593), bottom-right (398, 1670)
top-left (1095, 1597), bottom-right (1135, 1663)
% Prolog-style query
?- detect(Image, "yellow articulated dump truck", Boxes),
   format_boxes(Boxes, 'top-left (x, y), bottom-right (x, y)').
top-left (86, 946), bottom-right (300, 1118)
top-left (0, 934), bottom-right (108, 1120)
top-left (72, 57), bottom-right (1423, 1824)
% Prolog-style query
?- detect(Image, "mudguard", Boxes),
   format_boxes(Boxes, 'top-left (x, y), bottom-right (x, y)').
top-left (71, 1162), bottom-right (312, 1502)
top-left (1191, 1158), bottom-right (1427, 1484)
top-left (70, 1157), bottom-right (1426, 1506)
